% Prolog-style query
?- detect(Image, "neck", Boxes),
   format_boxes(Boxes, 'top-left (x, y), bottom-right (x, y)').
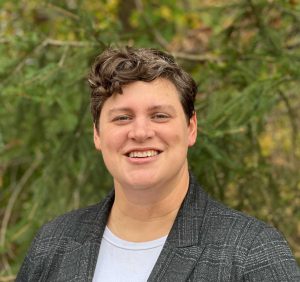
top-left (108, 165), bottom-right (190, 242)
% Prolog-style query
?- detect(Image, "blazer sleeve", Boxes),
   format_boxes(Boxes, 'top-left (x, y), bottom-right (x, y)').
top-left (16, 227), bottom-right (45, 282)
top-left (243, 225), bottom-right (300, 281)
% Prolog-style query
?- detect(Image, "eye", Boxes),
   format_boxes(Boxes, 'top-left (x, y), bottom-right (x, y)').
top-left (112, 115), bottom-right (132, 123)
top-left (152, 113), bottom-right (170, 121)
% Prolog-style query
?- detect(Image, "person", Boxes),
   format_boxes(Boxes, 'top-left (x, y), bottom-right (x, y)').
top-left (17, 47), bottom-right (299, 282)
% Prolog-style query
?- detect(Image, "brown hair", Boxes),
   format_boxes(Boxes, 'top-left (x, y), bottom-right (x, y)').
top-left (88, 47), bottom-right (197, 128)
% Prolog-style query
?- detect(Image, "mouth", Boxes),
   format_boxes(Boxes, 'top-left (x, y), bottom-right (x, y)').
top-left (125, 149), bottom-right (162, 158)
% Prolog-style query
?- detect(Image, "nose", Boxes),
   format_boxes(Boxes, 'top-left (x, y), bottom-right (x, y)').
top-left (128, 118), bottom-right (155, 142)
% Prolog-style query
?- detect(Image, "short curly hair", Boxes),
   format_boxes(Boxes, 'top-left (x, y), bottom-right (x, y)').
top-left (88, 46), bottom-right (197, 129)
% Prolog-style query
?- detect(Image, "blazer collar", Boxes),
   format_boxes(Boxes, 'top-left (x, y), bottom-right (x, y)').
top-left (86, 172), bottom-right (208, 244)
top-left (148, 173), bottom-right (209, 281)
top-left (88, 172), bottom-right (208, 247)
top-left (81, 172), bottom-right (208, 281)
top-left (166, 173), bottom-right (208, 247)
top-left (79, 190), bottom-right (115, 280)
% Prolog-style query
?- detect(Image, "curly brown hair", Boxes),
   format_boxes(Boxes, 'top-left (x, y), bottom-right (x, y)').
top-left (88, 47), bottom-right (197, 129)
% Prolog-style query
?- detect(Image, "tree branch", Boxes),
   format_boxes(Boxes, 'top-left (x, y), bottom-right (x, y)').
top-left (278, 90), bottom-right (298, 149)
top-left (46, 3), bottom-right (80, 21)
top-left (45, 38), bottom-right (97, 47)
top-left (134, 0), bottom-right (169, 49)
top-left (0, 275), bottom-right (16, 282)
top-left (172, 52), bottom-right (223, 63)
top-left (0, 156), bottom-right (42, 248)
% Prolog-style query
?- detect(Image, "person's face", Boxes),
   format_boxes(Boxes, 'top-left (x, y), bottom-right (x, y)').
top-left (94, 78), bottom-right (197, 191)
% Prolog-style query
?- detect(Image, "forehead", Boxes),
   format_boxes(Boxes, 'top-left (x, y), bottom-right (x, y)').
top-left (102, 78), bottom-right (182, 111)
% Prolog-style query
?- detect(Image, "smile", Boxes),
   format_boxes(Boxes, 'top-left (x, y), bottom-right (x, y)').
top-left (127, 150), bottom-right (160, 158)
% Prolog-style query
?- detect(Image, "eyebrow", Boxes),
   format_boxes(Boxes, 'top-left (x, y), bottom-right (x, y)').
top-left (108, 105), bottom-right (177, 115)
top-left (149, 105), bottom-right (176, 112)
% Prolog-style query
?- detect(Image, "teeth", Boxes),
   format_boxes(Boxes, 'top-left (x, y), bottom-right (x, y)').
top-left (129, 150), bottom-right (159, 158)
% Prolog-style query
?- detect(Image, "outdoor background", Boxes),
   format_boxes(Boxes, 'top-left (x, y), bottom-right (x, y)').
top-left (1, 0), bottom-right (300, 280)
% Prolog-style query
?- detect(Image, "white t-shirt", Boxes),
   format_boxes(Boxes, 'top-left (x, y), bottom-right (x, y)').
top-left (92, 227), bottom-right (167, 282)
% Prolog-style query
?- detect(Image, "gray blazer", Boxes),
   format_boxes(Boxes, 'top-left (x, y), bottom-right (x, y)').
top-left (17, 175), bottom-right (300, 281)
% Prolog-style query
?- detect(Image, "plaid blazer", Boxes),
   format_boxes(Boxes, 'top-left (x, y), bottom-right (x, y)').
top-left (17, 174), bottom-right (300, 281)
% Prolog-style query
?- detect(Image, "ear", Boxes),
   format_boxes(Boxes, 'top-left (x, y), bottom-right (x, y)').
top-left (93, 124), bottom-right (102, 151)
top-left (188, 112), bottom-right (197, 147)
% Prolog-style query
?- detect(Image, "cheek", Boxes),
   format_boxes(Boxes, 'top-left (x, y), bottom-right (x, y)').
top-left (160, 127), bottom-right (189, 146)
top-left (100, 127), bottom-right (127, 152)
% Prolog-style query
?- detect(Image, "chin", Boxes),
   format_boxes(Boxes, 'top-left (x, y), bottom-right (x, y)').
top-left (126, 176), bottom-right (157, 190)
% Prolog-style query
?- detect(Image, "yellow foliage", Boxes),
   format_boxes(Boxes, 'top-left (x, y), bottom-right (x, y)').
top-left (243, 154), bottom-right (259, 168)
top-left (129, 11), bottom-right (139, 28)
top-left (187, 13), bottom-right (203, 29)
top-left (259, 134), bottom-right (275, 157)
top-left (159, 5), bottom-right (172, 21)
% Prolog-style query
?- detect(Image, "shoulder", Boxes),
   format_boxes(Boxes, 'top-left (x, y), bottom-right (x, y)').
top-left (188, 175), bottom-right (285, 247)
top-left (38, 202), bottom-right (101, 241)
top-left (38, 190), bottom-right (113, 243)
top-left (28, 192), bottom-right (113, 259)
top-left (203, 195), bottom-right (286, 248)
top-left (16, 191), bottom-right (114, 281)
top-left (201, 195), bottom-right (300, 279)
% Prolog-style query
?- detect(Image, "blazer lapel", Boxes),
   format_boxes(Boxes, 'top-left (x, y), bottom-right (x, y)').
top-left (147, 243), bottom-right (205, 282)
top-left (85, 191), bottom-right (115, 281)
top-left (56, 191), bottom-right (115, 282)
top-left (148, 174), bottom-right (208, 282)
top-left (43, 240), bottom-right (101, 282)
top-left (55, 174), bottom-right (207, 281)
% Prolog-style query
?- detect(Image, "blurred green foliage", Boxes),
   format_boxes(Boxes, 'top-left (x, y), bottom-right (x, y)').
top-left (1, 0), bottom-right (300, 279)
